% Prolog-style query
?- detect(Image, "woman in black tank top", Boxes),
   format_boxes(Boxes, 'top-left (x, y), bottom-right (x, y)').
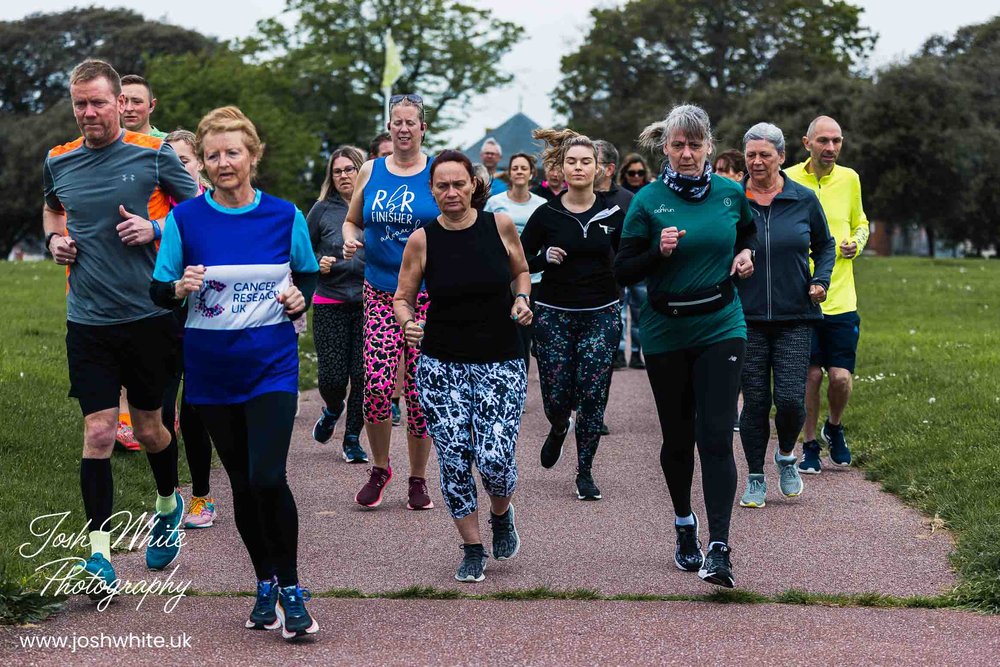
top-left (393, 150), bottom-right (533, 584)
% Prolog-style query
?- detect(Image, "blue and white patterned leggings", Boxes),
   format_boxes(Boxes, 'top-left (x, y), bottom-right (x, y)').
top-left (416, 355), bottom-right (527, 519)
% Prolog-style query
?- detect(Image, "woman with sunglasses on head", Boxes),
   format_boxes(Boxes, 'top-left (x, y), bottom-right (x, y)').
top-left (343, 93), bottom-right (438, 511)
top-left (309, 146), bottom-right (370, 465)
top-left (613, 104), bottom-right (755, 588)
top-left (618, 154), bottom-right (651, 193)
top-left (520, 129), bottom-right (624, 502)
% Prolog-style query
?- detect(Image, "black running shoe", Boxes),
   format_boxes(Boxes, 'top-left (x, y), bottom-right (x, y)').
top-left (489, 504), bottom-right (520, 560)
top-left (455, 543), bottom-right (488, 582)
top-left (540, 417), bottom-right (573, 468)
top-left (612, 350), bottom-right (626, 369)
top-left (698, 543), bottom-right (735, 588)
top-left (575, 470), bottom-right (602, 500)
top-left (599, 422), bottom-right (610, 436)
top-left (245, 576), bottom-right (280, 630)
top-left (674, 515), bottom-right (704, 572)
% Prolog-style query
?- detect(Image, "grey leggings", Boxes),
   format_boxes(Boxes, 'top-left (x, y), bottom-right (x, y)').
top-left (416, 355), bottom-right (527, 519)
top-left (739, 323), bottom-right (813, 473)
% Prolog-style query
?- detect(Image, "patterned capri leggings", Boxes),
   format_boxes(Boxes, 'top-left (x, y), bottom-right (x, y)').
top-left (533, 303), bottom-right (621, 471)
top-left (363, 282), bottom-right (430, 437)
top-left (416, 355), bottom-right (527, 519)
top-left (739, 323), bottom-right (813, 474)
top-left (312, 302), bottom-right (364, 438)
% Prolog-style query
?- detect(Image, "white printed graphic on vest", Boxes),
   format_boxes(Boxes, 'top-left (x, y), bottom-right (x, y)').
top-left (186, 263), bottom-right (291, 331)
top-left (371, 185), bottom-right (421, 242)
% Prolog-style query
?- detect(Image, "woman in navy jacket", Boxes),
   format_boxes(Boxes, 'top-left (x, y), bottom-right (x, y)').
top-left (737, 122), bottom-right (835, 509)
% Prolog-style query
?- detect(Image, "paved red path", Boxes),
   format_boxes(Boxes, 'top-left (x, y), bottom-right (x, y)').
top-left (5, 366), bottom-right (985, 664)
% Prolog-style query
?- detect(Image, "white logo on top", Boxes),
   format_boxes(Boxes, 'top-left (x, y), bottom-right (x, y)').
top-left (653, 204), bottom-right (675, 214)
top-left (724, 197), bottom-right (733, 207)
top-left (372, 185), bottom-right (421, 242)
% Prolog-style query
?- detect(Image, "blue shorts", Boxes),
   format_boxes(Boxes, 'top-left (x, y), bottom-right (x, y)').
top-left (810, 311), bottom-right (860, 373)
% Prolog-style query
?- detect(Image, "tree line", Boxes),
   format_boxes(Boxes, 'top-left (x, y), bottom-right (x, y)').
top-left (1, 1), bottom-right (997, 257)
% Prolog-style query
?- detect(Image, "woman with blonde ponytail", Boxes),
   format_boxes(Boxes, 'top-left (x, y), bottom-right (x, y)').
top-left (519, 128), bottom-right (625, 502)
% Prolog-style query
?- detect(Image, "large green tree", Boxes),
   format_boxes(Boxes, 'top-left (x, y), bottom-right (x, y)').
top-left (554, 0), bottom-right (876, 150)
top-left (0, 7), bottom-right (217, 116)
top-left (239, 0), bottom-right (521, 150)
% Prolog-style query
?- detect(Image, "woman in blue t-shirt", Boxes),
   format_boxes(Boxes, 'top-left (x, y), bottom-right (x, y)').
top-left (342, 94), bottom-right (439, 511)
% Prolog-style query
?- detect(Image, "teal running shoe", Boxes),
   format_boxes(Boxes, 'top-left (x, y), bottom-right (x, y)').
top-left (146, 490), bottom-right (184, 570)
top-left (798, 440), bottom-right (822, 474)
top-left (245, 577), bottom-right (280, 630)
top-left (739, 474), bottom-right (767, 508)
top-left (276, 584), bottom-right (319, 640)
top-left (80, 553), bottom-right (119, 600)
top-left (489, 504), bottom-right (520, 560)
top-left (775, 451), bottom-right (803, 497)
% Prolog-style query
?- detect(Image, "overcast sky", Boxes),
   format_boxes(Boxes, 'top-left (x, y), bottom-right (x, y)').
top-left (5, 1), bottom-right (998, 146)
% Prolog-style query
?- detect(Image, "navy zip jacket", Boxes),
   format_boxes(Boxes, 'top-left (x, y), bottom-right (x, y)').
top-left (738, 171), bottom-right (835, 323)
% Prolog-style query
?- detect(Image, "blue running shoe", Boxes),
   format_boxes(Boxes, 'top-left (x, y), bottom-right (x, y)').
top-left (80, 553), bottom-right (119, 601)
top-left (820, 419), bottom-right (852, 466)
top-left (391, 401), bottom-right (402, 427)
top-left (342, 435), bottom-right (369, 463)
top-left (146, 490), bottom-right (184, 570)
top-left (276, 584), bottom-right (319, 640)
top-left (312, 402), bottom-right (343, 444)
top-left (798, 440), bottom-right (822, 475)
top-left (246, 577), bottom-right (280, 630)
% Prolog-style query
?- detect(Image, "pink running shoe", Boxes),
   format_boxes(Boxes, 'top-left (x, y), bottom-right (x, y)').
top-left (355, 462), bottom-right (392, 508)
top-left (183, 496), bottom-right (217, 528)
top-left (115, 422), bottom-right (141, 452)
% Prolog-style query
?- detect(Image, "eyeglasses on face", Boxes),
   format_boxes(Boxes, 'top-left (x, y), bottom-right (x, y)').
top-left (626, 169), bottom-right (646, 177)
top-left (332, 166), bottom-right (357, 176)
top-left (389, 93), bottom-right (423, 105)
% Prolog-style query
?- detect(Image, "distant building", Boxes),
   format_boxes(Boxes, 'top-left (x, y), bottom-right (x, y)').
top-left (462, 112), bottom-right (545, 170)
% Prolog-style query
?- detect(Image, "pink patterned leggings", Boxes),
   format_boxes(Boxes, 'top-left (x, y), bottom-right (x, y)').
top-left (362, 282), bottom-right (431, 438)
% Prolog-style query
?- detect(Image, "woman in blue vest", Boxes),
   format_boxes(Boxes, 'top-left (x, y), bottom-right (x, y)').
top-left (342, 94), bottom-right (440, 511)
top-left (150, 106), bottom-right (320, 641)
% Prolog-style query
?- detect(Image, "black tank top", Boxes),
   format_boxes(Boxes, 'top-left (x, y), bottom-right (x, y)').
top-left (421, 210), bottom-right (521, 364)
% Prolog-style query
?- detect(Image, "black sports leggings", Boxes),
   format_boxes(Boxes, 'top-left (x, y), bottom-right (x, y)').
top-left (645, 337), bottom-right (745, 545)
top-left (313, 302), bottom-right (364, 438)
top-left (740, 323), bottom-right (812, 473)
top-left (197, 392), bottom-right (299, 586)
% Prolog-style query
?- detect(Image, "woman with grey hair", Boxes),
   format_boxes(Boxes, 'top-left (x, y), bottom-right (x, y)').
top-left (613, 104), bottom-right (755, 588)
top-left (736, 122), bottom-right (835, 509)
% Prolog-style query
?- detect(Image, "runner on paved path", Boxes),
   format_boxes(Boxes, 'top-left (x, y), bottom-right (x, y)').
top-left (737, 122), bottom-right (835, 508)
top-left (786, 115), bottom-right (870, 474)
top-left (42, 59), bottom-right (199, 596)
top-left (520, 129), bottom-right (624, 502)
top-left (151, 105), bottom-right (320, 640)
top-left (342, 94), bottom-right (438, 510)
top-left (394, 150), bottom-right (532, 583)
top-left (613, 104), bottom-right (755, 588)
top-left (309, 145), bottom-right (370, 464)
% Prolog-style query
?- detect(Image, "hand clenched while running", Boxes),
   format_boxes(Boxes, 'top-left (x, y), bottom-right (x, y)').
top-left (403, 319), bottom-right (425, 347)
top-left (174, 265), bottom-right (206, 299)
top-left (511, 297), bottom-right (533, 326)
top-left (278, 285), bottom-right (305, 316)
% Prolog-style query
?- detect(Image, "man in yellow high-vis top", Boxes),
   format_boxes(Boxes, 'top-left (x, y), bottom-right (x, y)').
top-left (786, 116), bottom-right (869, 474)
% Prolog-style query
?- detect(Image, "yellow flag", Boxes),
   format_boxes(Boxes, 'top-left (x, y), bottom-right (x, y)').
top-left (381, 30), bottom-right (403, 91)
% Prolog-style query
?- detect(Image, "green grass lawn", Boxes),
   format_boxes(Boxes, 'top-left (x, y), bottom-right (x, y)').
top-left (0, 257), bottom-right (998, 615)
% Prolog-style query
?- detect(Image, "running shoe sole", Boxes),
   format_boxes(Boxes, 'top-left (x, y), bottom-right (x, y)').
top-left (455, 565), bottom-right (487, 583)
top-left (798, 465), bottom-right (821, 475)
top-left (342, 450), bottom-right (369, 464)
top-left (275, 602), bottom-right (319, 640)
top-left (183, 519), bottom-right (214, 528)
top-left (406, 500), bottom-right (435, 510)
top-left (698, 568), bottom-right (735, 588)
top-left (576, 490), bottom-right (602, 500)
top-left (739, 499), bottom-right (765, 508)
top-left (245, 617), bottom-right (281, 630)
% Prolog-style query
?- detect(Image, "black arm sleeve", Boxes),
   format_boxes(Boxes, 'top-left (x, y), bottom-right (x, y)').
top-left (613, 237), bottom-right (663, 286)
top-left (289, 271), bottom-right (319, 321)
top-left (150, 279), bottom-right (183, 309)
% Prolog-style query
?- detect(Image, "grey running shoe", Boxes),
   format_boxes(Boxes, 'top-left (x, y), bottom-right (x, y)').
top-left (775, 451), bottom-right (803, 497)
top-left (455, 543), bottom-right (488, 582)
top-left (739, 474), bottom-right (767, 508)
top-left (489, 504), bottom-right (520, 560)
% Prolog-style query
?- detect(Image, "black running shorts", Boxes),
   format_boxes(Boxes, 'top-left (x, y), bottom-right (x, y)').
top-left (809, 311), bottom-right (860, 373)
top-left (65, 313), bottom-right (179, 415)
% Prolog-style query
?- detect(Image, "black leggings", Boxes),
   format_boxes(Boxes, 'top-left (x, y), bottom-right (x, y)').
top-left (645, 337), bottom-right (745, 545)
top-left (313, 302), bottom-right (364, 438)
top-left (197, 392), bottom-right (299, 586)
top-left (163, 356), bottom-right (214, 498)
top-left (740, 323), bottom-right (812, 473)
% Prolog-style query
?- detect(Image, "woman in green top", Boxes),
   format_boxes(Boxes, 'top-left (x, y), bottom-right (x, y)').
top-left (613, 104), bottom-right (755, 589)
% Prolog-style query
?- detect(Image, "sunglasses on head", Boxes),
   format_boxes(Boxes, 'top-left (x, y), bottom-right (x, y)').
top-left (626, 169), bottom-right (646, 177)
top-left (389, 93), bottom-right (423, 105)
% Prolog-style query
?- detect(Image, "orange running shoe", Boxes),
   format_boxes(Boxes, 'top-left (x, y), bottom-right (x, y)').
top-left (114, 422), bottom-right (141, 452)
